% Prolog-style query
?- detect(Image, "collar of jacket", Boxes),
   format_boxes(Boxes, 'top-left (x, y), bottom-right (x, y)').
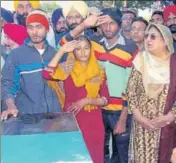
top-left (24, 38), bottom-right (49, 49)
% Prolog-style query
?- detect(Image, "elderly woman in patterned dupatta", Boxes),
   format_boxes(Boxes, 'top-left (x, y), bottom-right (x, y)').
top-left (126, 23), bottom-right (176, 163)
top-left (42, 35), bottom-right (109, 163)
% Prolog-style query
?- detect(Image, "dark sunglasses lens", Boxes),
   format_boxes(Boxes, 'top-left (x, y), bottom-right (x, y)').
top-left (144, 34), bottom-right (156, 40)
top-left (150, 34), bottom-right (156, 40)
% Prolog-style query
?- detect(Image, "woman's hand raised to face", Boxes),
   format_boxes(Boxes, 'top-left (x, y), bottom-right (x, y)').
top-left (96, 15), bottom-right (113, 26)
top-left (60, 40), bottom-right (80, 54)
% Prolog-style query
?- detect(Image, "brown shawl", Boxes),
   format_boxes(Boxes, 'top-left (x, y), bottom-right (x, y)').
top-left (159, 54), bottom-right (176, 163)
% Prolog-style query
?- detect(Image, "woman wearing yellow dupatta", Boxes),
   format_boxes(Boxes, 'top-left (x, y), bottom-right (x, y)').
top-left (43, 35), bottom-right (109, 163)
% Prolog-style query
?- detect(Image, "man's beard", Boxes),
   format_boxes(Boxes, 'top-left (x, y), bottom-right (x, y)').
top-left (67, 23), bottom-right (79, 30)
top-left (169, 24), bottom-right (176, 34)
top-left (56, 28), bottom-right (67, 34)
top-left (17, 14), bottom-right (28, 26)
top-left (102, 30), bottom-right (118, 39)
top-left (29, 34), bottom-right (46, 44)
top-left (123, 24), bottom-right (131, 32)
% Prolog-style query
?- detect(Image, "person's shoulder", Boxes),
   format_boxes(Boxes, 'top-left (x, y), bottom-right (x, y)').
top-left (125, 39), bottom-right (137, 48)
top-left (9, 44), bottom-right (27, 56)
top-left (89, 35), bottom-right (103, 43)
top-left (171, 52), bottom-right (176, 60)
top-left (4, 45), bottom-right (28, 64)
top-left (124, 39), bottom-right (138, 54)
top-left (1, 44), bottom-right (6, 57)
top-left (47, 45), bottom-right (57, 53)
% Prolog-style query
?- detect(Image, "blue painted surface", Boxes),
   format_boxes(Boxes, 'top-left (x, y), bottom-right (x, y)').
top-left (1, 131), bottom-right (93, 163)
top-left (1, 113), bottom-right (93, 163)
top-left (1, 113), bottom-right (79, 135)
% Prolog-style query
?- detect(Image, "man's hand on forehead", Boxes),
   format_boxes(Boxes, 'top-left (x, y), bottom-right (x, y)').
top-left (89, 11), bottom-right (103, 16)
top-left (97, 15), bottom-right (113, 26)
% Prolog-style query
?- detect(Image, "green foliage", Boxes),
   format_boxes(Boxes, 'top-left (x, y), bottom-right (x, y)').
top-left (84, 1), bottom-right (115, 8)
top-left (84, 0), bottom-right (173, 10)
top-left (115, 1), bottom-right (156, 10)
top-left (84, 1), bottom-right (104, 9)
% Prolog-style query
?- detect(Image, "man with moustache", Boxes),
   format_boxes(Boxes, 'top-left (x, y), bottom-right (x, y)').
top-left (13, 0), bottom-right (56, 48)
top-left (150, 11), bottom-right (164, 25)
top-left (59, 8), bottom-right (138, 163)
top-left (1, 10), bottom-right (62, 120)
top-left (63, 1), bottom-right (88, 30)
top-left (1, 8), bottom-right (14, 66)
top-left (13, 0), bottom-right (40, 26)
top-left (2, 23), bottom-right (28, 60)
top-left (51, 8), bottom-right (68, 45)
top-left (58, 1), bottom-right (97, 62)
top-left (60, 1), bottom-right (95, 42)
top-left (131, 17), bottom-right (148, 51)
top-left (163, 4), bottom-right (176, 52)
top-left (121, 10), bottom-right (136, 40)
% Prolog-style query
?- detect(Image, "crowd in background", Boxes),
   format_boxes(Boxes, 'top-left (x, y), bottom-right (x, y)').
top-left (0, 1), bottom-right (176, 163)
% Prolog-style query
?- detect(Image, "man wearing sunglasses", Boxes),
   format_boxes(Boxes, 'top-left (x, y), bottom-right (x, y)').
top-left (163, 5), bottom-right (176, 52)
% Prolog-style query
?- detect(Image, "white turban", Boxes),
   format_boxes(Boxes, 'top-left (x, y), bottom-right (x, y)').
top-left (63, 1), bottom-right (88, 19)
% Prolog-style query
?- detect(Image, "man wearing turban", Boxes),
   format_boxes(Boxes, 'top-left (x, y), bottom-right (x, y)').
top-left (13, 0), bottom-right (40, 26)
top-left (61, 1), bottom-right (95, 39)
top-left (3, 23), bottom-right (28, 56)
top-left (1, 8), bottom-right (14, 27)
top-left (13, 1), bottom-right (56, 48)
top-left (163, 4), bottom-right (176, 52)
top-left (51, 8), bottom-right (68, 45)
top-left (63, 1), bottom-right (88, 30)
top-left (0, 8), bottom-right (14, 59)
top-left (1, 23), bottom-right (28, 69)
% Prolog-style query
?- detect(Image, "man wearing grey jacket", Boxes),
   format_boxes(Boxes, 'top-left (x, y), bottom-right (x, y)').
top-left (1, 10), bottom-right (61, 120)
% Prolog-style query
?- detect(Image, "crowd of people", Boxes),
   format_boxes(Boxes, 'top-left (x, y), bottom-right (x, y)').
top-left (1, 1), bottom-right (176, 163)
